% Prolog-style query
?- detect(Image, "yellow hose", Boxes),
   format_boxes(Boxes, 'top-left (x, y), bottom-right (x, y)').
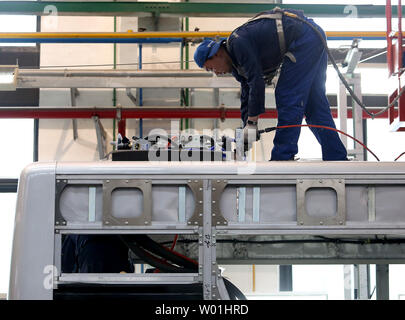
top-left (0, 31), bottom-right (390, 39)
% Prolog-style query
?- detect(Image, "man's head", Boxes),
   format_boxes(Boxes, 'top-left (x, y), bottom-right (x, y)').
top-left (194, 39), bottom-right (233, 75)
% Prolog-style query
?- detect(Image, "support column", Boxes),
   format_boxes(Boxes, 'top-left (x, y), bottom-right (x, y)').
top-left (337, 73), bottom-right (364, 160)
top-left (376, 264), bottom-right (389, 300)
top-left (354, 264), bottom-right (370, 300)
top-left (279, 265), bottom-right (293, 292)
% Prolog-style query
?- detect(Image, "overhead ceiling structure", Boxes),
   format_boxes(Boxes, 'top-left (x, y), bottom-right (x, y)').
top-left (0, 1), bottom-right (399, 18)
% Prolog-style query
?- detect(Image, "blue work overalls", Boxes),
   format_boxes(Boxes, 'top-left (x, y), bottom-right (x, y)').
top-left (226, 9), bottom-right (348, 160)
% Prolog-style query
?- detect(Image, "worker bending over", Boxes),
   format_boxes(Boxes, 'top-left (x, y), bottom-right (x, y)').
top-left (194, 8), bottom-right (348, 161)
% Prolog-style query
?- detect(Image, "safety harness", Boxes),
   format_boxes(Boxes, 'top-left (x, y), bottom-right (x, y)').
top-left (226, 7), bottom-right (297, 86)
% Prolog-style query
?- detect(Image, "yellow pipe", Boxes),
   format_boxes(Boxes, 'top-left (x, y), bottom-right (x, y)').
top-left (326, 31), bottom-right (388, 38)
top-left (0, 31), bottom-right (230, 39)
top-left (0, 31), bottom-right (392, 39)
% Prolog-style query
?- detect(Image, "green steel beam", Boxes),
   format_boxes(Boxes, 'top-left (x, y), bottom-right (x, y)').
top-left (0, 2), bottom-right (399, 18)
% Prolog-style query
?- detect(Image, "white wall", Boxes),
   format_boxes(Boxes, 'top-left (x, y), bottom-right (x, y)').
top-left (221, 265), bottom-right (279, 295)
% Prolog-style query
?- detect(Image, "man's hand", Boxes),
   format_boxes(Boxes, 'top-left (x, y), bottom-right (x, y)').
top-left (243, 120), bottom-right (259, 151)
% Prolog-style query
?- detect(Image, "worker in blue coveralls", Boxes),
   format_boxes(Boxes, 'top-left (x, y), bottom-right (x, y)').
top-left (194, 8), bottom-right (348, 161)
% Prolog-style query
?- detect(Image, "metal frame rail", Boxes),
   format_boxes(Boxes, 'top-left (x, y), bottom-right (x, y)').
top-left (52, 164), bottom-right (405, 300)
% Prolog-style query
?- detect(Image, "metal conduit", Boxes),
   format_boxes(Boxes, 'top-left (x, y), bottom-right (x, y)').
top-left (18, 70), bottom-right (220, 77)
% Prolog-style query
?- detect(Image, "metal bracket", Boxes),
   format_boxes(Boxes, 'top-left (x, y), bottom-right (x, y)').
top-left (126, 88), bottom-right (137, 105)
top-left (0, 65), bottom-right (18, 91)
top-left (187, 180), bottom-right (228, 227)
top-left (297, 179), bottom-right (346, 226)
top-left (93, 115), bottom-right (107, 159)
top-left (102, 179), bottom-right (152, 226)
top-left (187, 180), bottom-right (204, 226)
top-left (211, 180), bottom-right (228, 226)
top-left (55, 180), bottom-right (102, 226)
top-left (70, 88), bottom-right (79, 140)
top-left (55, 179), bottom-right (68, 226)
top-left (342, 39), bottom-right (362, 74)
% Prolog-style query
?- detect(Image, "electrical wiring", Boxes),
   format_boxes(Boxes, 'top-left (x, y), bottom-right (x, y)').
top-left (394, 151), bottom-right (405, 161)
top-left (125, 234), bottom-right (198, 270)
top-left (118, 235), bottom-right (196, 273)
top-left (258, 124), bottom-right (380, 161)
top-left (121, 235), bottom-right (246, 299)
top-left (118, 235), bottom-right (182, 272)
top-left (358, 48), bottom-right (388, 64)
top-left (141, 134), bottom-right (180, 149)
top-left (223, 278), bottom-right (247, 300)
top-left (170, 234), bottom-right (179, 251)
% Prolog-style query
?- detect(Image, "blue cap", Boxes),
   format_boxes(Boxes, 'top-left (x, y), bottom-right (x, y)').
top-left (194, 39), bottom-right (222, 68)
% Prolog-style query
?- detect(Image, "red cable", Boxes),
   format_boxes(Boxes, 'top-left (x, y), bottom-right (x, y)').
top-left (167, 234), bottom-right (198, 266)
top-left (160, 234), bottom-right (198, 267)
top-left (164, 242), bottom-right (199, 265)
top-left (271, 124), bottom-right (380, 161)
top-left (394, 152), bottom-right (405, 161)
top-left (170, 234), bottom-right (178, 251)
